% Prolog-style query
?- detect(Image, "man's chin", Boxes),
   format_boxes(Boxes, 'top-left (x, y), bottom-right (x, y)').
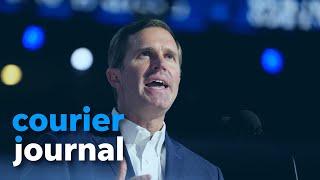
top-left (146, 100), bottom-right (172, 112)
top-left (140, 95), bottom-right (174, 111)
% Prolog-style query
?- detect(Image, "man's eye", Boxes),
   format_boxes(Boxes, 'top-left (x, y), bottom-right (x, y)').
top-left (165, 54), bottom-right (175, 61)
top-left (139, 51), bottom-right (151, 58)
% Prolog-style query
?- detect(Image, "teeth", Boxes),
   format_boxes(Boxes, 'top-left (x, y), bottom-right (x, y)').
top-left (145, 79), bottom-right (168, 88)
top-left (154, 80), bottom-right (164, 84)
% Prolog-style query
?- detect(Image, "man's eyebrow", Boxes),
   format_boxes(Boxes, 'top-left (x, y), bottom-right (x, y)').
top-left (136, 47), bottom-right (178, 56)
top-left (137, 47), bottom-right (155, 52)
top-left (163, 47), bottom-right (178, 57)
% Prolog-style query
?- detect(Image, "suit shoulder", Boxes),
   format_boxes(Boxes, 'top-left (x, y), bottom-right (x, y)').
top-left (170, 138), bottom-right (224, 179)
top-left (170, 138), bottom-right (216, 165)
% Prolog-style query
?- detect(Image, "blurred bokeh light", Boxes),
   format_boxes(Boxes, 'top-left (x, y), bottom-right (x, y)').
top-left (1, 64), bottom-right (22, 86)
top-left (70, 47), bottom-right (93, 71)
top-left (261, 48), bottom-right (284, 75)
top-left (22, 25), bottom-right (45, 51)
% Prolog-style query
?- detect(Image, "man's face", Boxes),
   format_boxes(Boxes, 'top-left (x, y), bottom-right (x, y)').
top-left (114, 27), bottom-right (181, 113)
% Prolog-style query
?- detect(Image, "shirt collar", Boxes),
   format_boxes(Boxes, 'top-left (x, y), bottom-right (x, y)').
top-left (112, 108), bottom-right (166, 154)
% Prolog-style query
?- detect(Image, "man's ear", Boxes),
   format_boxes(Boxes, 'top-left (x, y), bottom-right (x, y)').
top-left (106, 68), bottom-right (121, 89)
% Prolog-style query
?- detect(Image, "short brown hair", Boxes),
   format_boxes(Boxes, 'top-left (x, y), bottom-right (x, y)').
top-left (107, 19), bottom-right (182, 69)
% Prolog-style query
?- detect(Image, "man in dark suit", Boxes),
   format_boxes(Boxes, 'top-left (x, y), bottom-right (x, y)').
top-left (21, 19), bottom-right (223, 180)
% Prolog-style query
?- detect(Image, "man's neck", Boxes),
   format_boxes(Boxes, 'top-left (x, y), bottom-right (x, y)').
top-left (117, 106), bottom-right (165, 133)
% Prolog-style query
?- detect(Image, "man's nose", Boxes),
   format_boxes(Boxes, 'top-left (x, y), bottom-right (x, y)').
top-left (151, 56), bottom-right (167, 71)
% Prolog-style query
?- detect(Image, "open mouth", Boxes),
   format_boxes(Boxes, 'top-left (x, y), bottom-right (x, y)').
top-left (145, 80), bottom-right (169, 89)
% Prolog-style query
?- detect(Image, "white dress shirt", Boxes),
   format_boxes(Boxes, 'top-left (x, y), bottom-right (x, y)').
top-left (112, 109), bottom-right (166, 180)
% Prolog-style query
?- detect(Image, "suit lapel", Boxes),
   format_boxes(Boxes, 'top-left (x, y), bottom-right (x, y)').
top-left (165, 133), bottom-right (184, 180)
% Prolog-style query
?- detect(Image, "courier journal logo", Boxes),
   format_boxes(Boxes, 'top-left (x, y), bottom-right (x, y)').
top-left (12, 106), bottom-right (125, 167)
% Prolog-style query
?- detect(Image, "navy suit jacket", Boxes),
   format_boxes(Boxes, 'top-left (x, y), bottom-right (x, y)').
top-left (20, 131), bottom-right (224, 180)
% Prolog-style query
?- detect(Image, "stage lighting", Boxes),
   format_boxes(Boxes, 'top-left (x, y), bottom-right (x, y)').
top-left (0, 0), bottom-right (22, 14)
top-left (168, 0), bottom-right (206, 32)
top-left (70, 47), bottom-right (93, 71)
top-left (35, 0), bottom-right (63, 8)
top-left (1, 64), bottom-right (22, 86)
top-left (22, 25), bottom-right (45, 51)
top-left (95, 0), bottom-right (132, 25)
top-left (210, 2), bottom-right (229, 22)
top-left (171, 0), bottom-right (191, 21)
top-left (36, 0), bottom-right (72, 19)
top-left (100, 0), bottom-right (130, 14)
top-left (70, 0), bottom-right (98, 12)
top-left (261, 48), bottom-right (284, 75)
top-left (5, 0), bottom-right (22, 4)
top-left (129, 0), bottom-right (169, 16)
